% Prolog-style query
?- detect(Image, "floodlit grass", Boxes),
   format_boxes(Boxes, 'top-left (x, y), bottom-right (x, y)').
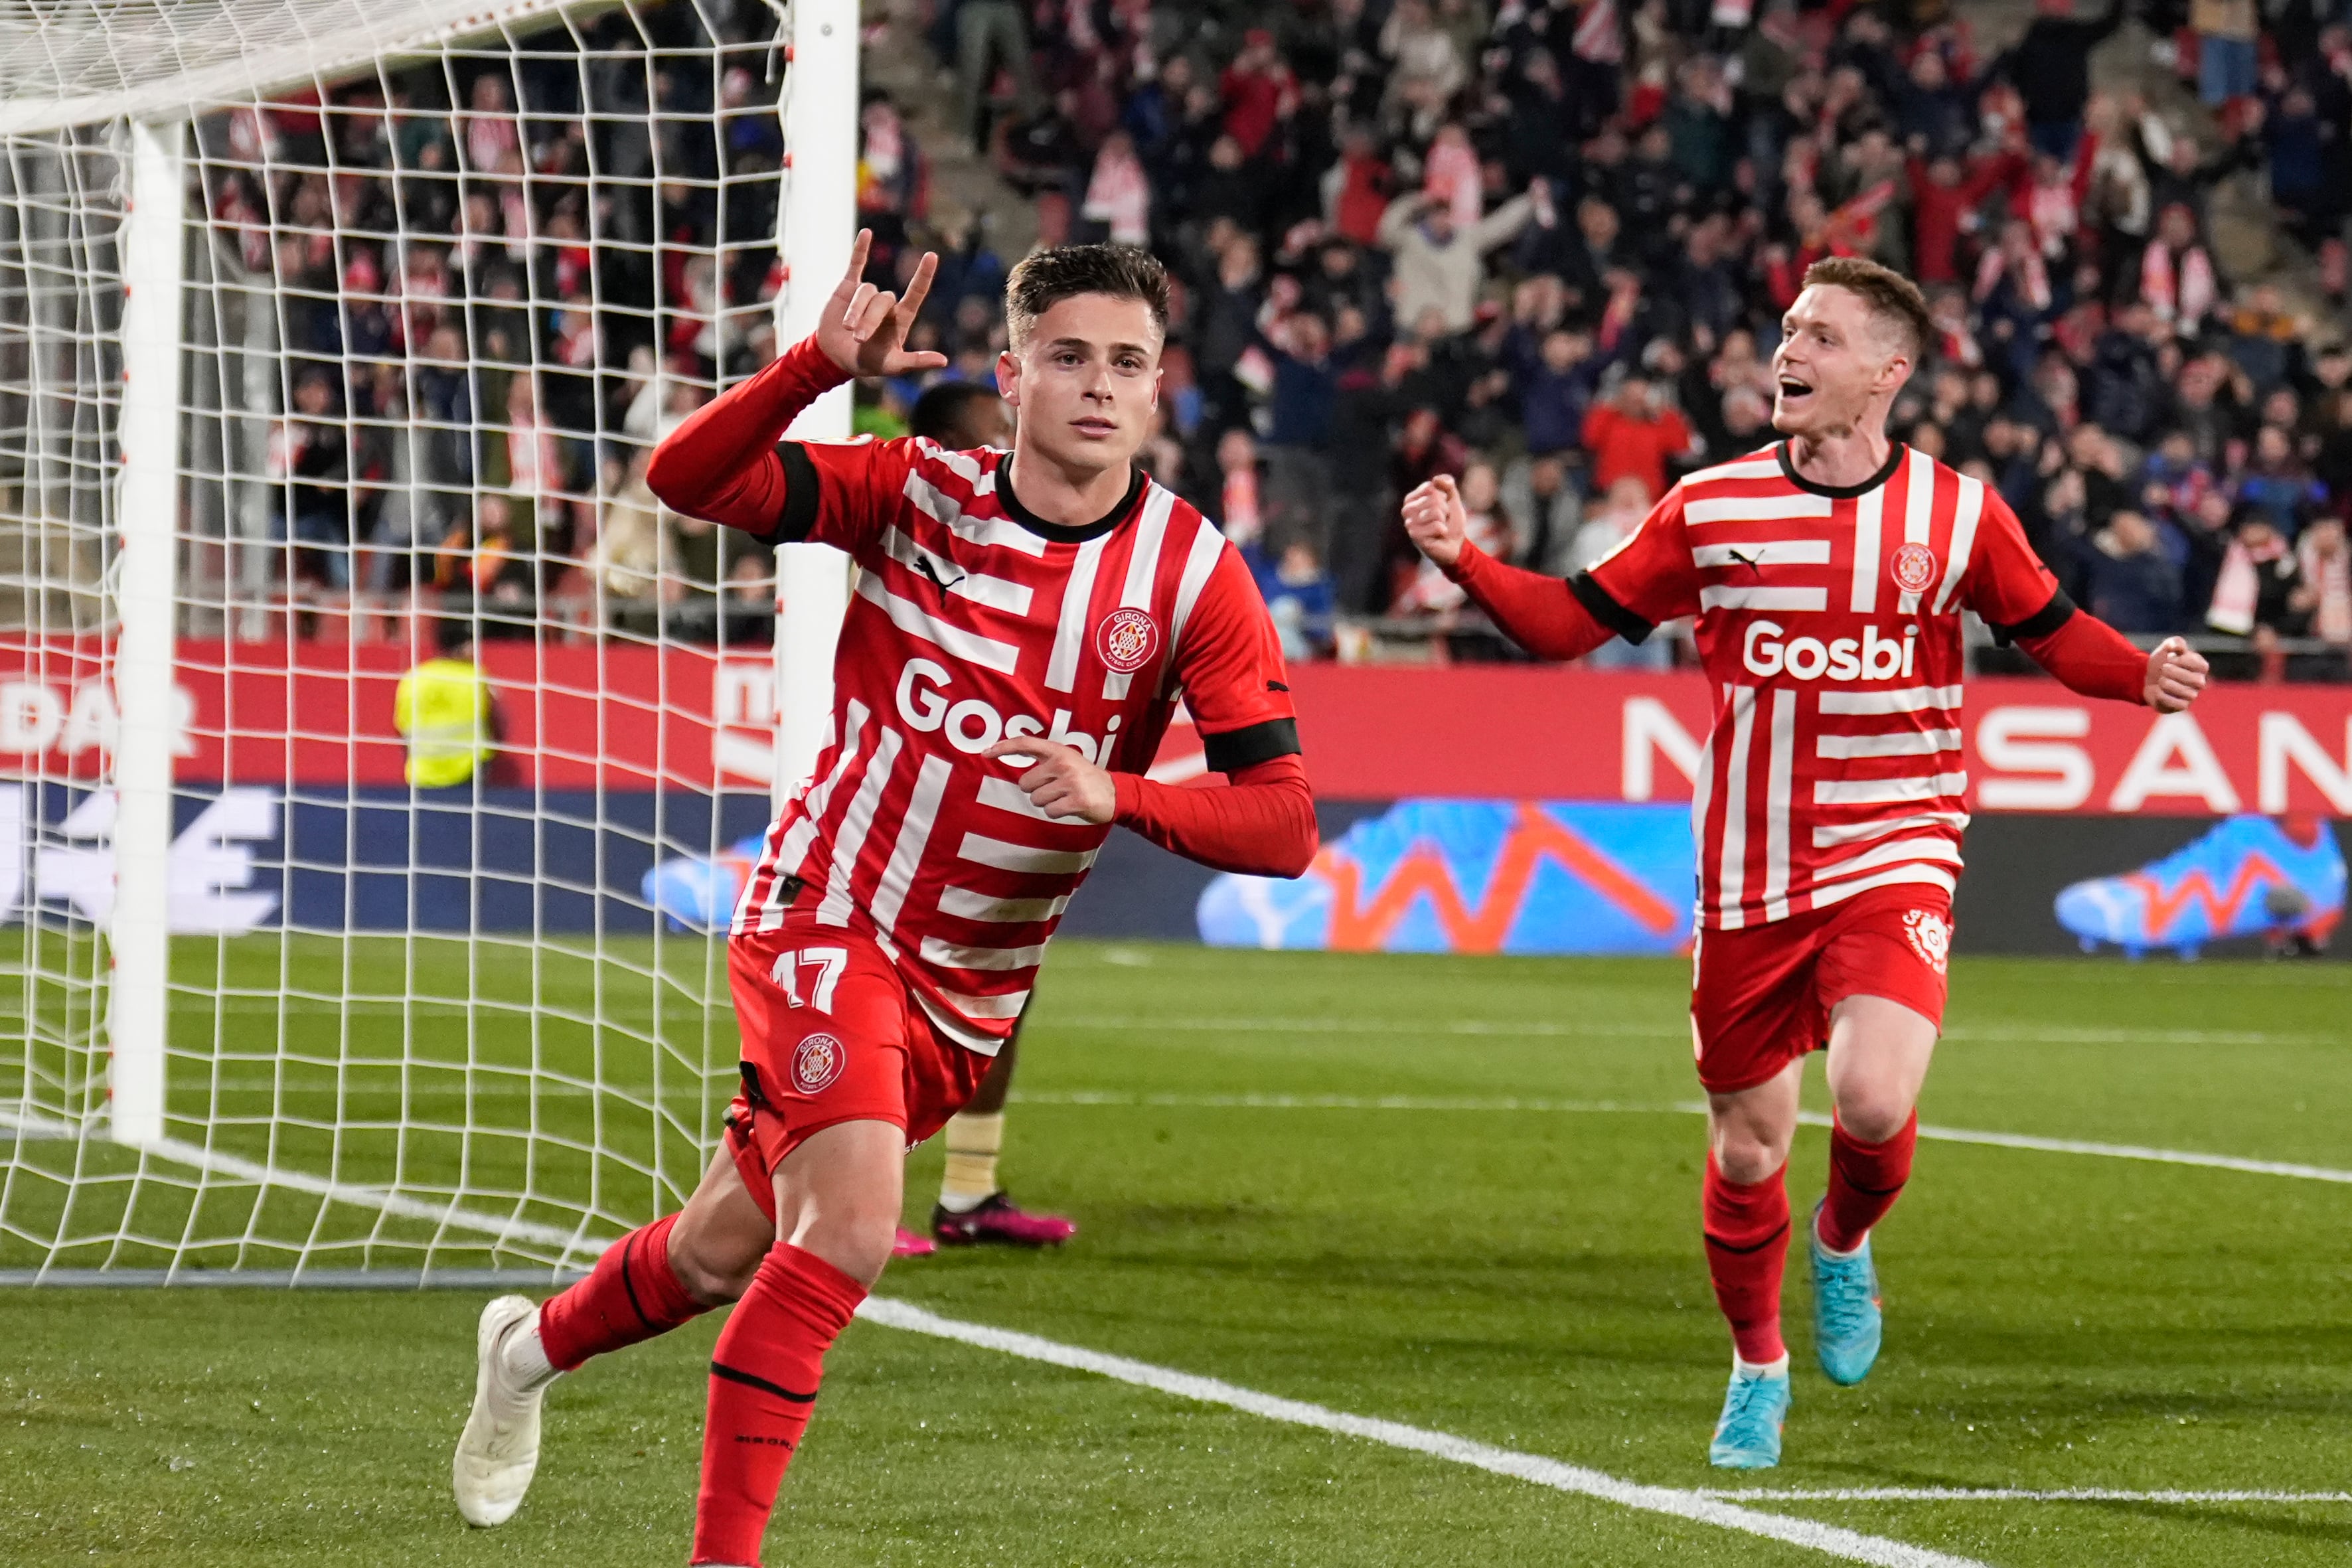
top-left (5, 939), bottom-right (2351, 1565)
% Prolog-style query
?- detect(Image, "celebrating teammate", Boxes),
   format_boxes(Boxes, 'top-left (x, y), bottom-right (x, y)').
top-left (452, 234), bottom-right (1317, 1563)
top-left (1402, 256), bottom-right (2207, 1469)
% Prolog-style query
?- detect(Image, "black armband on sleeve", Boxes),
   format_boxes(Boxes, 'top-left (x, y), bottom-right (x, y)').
top-left (773, 441), bottom-right (821, 544)
top-left (1202, 717), bottom-right (1302, 773)
top-left (1568, 572), bottom-right (1654, 645)
top-left (1988, 588), bottom-right (2075, 647)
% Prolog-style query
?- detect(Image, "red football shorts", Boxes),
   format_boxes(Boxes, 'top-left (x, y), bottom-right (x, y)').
top-left (1688, 885), bottom-right (1954, 1095)
top-left (722, 914), bottom-right (989, 1221)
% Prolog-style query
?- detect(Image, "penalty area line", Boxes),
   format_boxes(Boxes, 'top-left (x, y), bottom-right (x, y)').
top-left (1008, 1093), bottom-right (2352, 1186)
top-left (1697, 1488), bottom-right (2352, 1504)
top-left (857, 1295), bottom-right (1986, 1568)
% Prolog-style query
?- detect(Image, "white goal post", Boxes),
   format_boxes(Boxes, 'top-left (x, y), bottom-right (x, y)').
top-left (0, 0), bottom-right (857, 1283)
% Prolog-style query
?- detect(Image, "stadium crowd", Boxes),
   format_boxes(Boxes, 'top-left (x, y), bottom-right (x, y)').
top-left (200, 0), bottom-right (2352, 677)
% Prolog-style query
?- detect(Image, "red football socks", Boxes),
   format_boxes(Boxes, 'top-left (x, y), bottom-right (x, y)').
top-left (691, 1244), bottom-right (868, 1567)
top-left (537, 1211), bottom-right (708, 1372)
top-left (1818, 1111), bottom-right (1918, 1255)
top-left (1702, 1151), bottom-right (1791, 1364)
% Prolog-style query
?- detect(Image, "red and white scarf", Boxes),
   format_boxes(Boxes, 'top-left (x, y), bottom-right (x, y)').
top-left (2142, 240), bottom-right (2216, 333)
top-left (2300, 534), bottom-right (2352, 645)
top-left (1082, 144), bottom-right (1152, 246)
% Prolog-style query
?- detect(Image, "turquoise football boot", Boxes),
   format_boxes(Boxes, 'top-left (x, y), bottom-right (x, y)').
top-left (1708, 1365), bottom-right (1792, 1468)
top-left (1809, 1202), bottom-right (1883, 1387)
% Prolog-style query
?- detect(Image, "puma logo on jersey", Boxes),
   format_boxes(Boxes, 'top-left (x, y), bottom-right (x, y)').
top-left (911, 554), bottom-right (965, 596)
top-left (1726, 547), bottom-right (1766, 576)
top-left (1742, 619), bottom-right (1919, 681)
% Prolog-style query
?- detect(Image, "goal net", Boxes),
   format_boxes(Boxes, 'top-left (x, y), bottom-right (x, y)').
top-left (0, 0), bottom-right (858, 1283)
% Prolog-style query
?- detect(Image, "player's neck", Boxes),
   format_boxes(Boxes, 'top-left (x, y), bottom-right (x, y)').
top-left (1782, 424), bottom-right (1895, 492)
top-left (1005, 445), bottom-right (1138, 528)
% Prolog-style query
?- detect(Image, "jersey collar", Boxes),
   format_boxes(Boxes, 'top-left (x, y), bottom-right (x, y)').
top-left (1774, 438), bottom-right (1907, 499)
top-left (997, 457), bottom-right (1148, 543)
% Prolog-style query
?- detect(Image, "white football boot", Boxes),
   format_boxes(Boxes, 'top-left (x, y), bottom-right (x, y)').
top-left (452, 1294), bottom-right (556, 1526)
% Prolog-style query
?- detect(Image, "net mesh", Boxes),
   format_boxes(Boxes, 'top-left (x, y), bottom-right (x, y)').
top-left (1, 0), bottom-right (807, 1281)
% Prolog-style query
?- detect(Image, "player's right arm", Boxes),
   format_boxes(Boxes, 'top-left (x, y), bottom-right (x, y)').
top-left (645, 228), bottom-right (946, 548)
top-left (1401, 474), bottom-right (1698, 659)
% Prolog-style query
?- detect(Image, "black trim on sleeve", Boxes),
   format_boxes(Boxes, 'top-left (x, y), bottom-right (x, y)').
top-left (1988, 587), bottom-right (2077, 647)
top-left (1201, 716), bottom-right (1302, 773)
top-left (1568, 572), bottom-right (1655, 645)
top-left (773, 441), bottom-right (821, 543)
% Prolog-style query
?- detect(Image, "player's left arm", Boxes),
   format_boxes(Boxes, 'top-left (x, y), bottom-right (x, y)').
top-left (1963, 489), bottom-right (2209, 712)
top-left (981, 546), bottom-right (1318, 878)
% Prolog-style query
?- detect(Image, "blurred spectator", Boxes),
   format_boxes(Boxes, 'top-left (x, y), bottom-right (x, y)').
top-left (1379, 187), bottom-right (1540, 333)
top-left (2001, 0), bottom-right (2124, 159)
top-left (2083, 510), bottom-right (2185, 633)
top-left (2207, 510), bottom-right (2308, 635)
top-left (1583, 372), bottom-right (1695, 500)
top-left (956, 0), bottom-right (1035, 150)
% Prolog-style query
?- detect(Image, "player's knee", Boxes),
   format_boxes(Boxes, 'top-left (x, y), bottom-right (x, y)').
top-left (1832, 1085), bottom-right (1914, 1145)
top-left (786, 1206), bottom-right (898, 1289)
top-left (669, 1233), bottom-right (761, 1306)
top-left (1711, 1129), bottom-right (1790, 1186)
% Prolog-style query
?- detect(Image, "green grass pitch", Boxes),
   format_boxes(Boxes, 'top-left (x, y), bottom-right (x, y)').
top-left (5, 937), bottom-right (2351, 1565)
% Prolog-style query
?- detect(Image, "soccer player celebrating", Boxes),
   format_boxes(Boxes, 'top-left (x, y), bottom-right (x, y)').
top-left (452, 234), bottom-right (1316, 1562)
top-left (891, 381), bottom-right (1077, 1258)
top-left (1402, 257), bottom-right (2207, 1469)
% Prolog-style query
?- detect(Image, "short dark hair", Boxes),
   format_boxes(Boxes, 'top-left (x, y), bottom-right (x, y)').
top-left (909, 381), bottom-right (1002, 445)
top-left (1800, 256), bottom-right (1935, 363)
top-left (1004, 244), bottom-right (1169, 351)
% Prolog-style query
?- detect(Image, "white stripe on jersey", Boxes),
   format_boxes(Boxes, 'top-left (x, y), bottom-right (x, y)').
top-left (816, 727), bottom-right (903, 925)
top-left (1814, 728), bottom-right (1962, 760)
top-left (1813, 771), bottom-right (1969, 807)
top-left (882, 525), bottom-right (1036, 615)
top-left (867, 753), bottom-right (951, 938)
top-left (912, 437), bottom-right (986, 486)
top-left (1044, 533), bottom-right (1110, 692)
top-left (1717, 686), bottom-right (1757, 929)
top-left (930, 985), bottom-right (1030, 1020)
top-left (957, 832), bottom-right (1098, 874)
top-left (1930, 474), bottom-right (1984, 615)
top-left (1161, 516), bottom-right (1226, 697)
top-left (1849, 478), bottom-right (1885, 613)
top-left (1812, 834), bottom-right (1965, 885)
top-left (744, 699), bottom-right (871, 932)
top-left (938, 886), bottom-right (1073, 923)
top-left (1691, 540), bottom-right (1832, 568)
top-left (1687, 713), bottom-right (1717, 921)
top-left (1682, 453), bottom-right (1783, 485)
top-left (912, 988), bottom-right (1007, 1054)
top-left (1105, 485), bottom-right (1178, 700)
top-left (1896, 449), bottom-right (1936, 615)
top-left (1808, 862), bottom-right (1958, 906)
top-left (976, 771), bottom-right (1065, 822)
top-left (1812, 810), bottom-right (1970, 848)
top-left (855, 572), bottom-right (1022, 673)
top-left (903, 471), bottom-right (1047, 556)
top-left (1701, 584), bottom-right (1827, 611)
top-left (1683, 493), bottom-right (1834, 526)
top-left (1818, 684), bottom-right (1964, 715)
top-left (1761, 689), bottom-right (1796, 923)
top-left (919, 935), bottom-right (1048, 971)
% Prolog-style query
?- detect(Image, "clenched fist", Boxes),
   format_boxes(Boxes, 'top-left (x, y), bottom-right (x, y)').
top-left (2144, 635), bottom-right (2209, 714)
top-left (1401, 473), bottom-right (1469, 569)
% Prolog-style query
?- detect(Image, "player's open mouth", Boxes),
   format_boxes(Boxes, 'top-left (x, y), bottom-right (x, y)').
top-left (1778, 378), bottom-right (1812, 401)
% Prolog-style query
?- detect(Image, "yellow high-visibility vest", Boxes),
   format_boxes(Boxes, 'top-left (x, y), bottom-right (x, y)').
top-left (394, 657), bottom-right (495, 789)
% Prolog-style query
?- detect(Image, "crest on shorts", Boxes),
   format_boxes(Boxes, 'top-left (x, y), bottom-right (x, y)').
top-left (791, 1032), bottom-right (846, 1095)
top-left (1902, 909), bottom-right (1951, 975)
top-left (1891, 542), bottom-right (1939, 595)
top-left (1095, 607), bottom-right (1160, 673)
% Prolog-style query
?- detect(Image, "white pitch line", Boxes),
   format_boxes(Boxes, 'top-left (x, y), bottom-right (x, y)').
top-left (1008, 1092), bottom-right (2352, 1186)
top-left (858, 1295), bottom-right (1985, 1568)
top-left (1047, 1014), bottom-right (2342, 1049)
top-left (1697, 1488), bottom-right (2352, 1504)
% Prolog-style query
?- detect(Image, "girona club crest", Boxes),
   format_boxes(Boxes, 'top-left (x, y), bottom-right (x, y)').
top-left (1095, 607), bottom-right (1160, 673)
top-left (1902, 909), bottom-right (1952, 975)
top-left (1891, 542), bottom-right (1940, 595)
top-left (791, 1032), bottom-right (846, 1095)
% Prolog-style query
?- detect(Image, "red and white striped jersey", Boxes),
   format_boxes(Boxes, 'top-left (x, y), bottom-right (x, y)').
top-left (734, 436), bottom-right (1296, 1052)
top-left (1577, 441), bottom-right (2065, 931)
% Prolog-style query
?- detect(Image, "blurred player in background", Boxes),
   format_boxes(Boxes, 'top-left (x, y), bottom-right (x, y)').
top-left (452, 234), bottom-right (1317, 1565)
top-left (894, 380), bottom-right (1077, 1258)
top-left (1404, 256), bottom-right (2207, 1470)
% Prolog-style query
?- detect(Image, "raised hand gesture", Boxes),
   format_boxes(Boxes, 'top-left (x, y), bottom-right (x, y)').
top-left (1401, 473), bottom-right (1470, 568)
top-left (2144, 635), bottom-right (2209, 714)
top-left (815, 228), bottom-right (949, 380)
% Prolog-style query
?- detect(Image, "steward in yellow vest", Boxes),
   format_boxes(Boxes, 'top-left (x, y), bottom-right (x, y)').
top-left (395, 621), bottom-right (496, 788)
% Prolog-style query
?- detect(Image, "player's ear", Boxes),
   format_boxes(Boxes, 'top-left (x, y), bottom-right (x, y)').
top-left (994, 349), bottom-right (1020, 406)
